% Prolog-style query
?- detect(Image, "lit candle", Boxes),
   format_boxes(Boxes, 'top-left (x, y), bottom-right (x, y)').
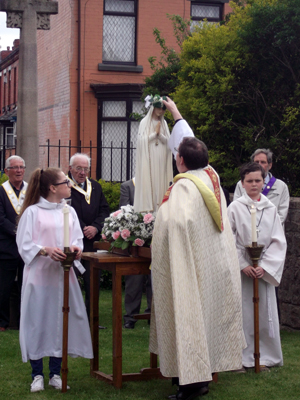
top-left (62, 205), bottom-right (69, 248)
top-left (250, 204), bottom-right (257, 243)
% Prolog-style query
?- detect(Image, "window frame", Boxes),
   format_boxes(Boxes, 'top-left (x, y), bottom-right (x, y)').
top-left (190, 1), bottom-right (224, 25)
top-left (5, 126), bottom-right (14, 148)
top-left (102, 0), bottom-right (138, 66)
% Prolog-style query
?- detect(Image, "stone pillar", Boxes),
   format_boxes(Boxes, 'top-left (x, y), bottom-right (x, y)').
top-left (0, 0), bottom-right (58, 179)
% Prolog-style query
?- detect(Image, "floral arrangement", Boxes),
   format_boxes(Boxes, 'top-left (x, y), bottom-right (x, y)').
top-left (101, 205), bottom-right (156, 250)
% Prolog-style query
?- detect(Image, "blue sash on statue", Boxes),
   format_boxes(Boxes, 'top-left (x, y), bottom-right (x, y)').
top-left (262, 176), bottom-right (276, 196)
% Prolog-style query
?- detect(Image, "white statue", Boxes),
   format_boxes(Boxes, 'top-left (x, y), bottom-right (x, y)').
top-left (134, 95), bottom-right (173, 212)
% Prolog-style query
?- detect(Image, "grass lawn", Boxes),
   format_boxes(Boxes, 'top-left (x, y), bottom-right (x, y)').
top-left (1, 289), bottom-right (300, 400)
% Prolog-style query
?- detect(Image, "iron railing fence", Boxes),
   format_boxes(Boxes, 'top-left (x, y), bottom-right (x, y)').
top-left (1, 140), bottom-right (136, 182)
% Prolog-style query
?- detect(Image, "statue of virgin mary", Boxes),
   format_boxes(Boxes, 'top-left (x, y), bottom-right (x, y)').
top-left (134, 95), bottom-right (173, 213)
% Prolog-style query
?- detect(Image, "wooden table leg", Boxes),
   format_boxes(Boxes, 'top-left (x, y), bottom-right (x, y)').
top-left (112, 265), bottom-right (123, 388)
top-left (90, 262), bottom-right (99, 373)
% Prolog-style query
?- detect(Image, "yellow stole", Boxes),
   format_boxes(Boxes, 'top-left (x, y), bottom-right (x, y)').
top-left (161, 168), bottom-right (223, 232)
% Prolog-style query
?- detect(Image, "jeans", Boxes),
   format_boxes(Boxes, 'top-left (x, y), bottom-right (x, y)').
top-left (30, 357), bottom-right (62, 379)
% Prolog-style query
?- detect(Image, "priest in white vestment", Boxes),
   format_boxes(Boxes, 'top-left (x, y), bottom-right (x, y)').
top-left (134, 95), bottom-right (173, 213)
top-left (149, 98), bottom-right (245, 400)
top-left (227, 162), bottom-right (287, 369)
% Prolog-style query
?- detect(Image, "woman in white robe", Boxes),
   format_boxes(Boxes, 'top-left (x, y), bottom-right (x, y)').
top-left (228, 162), bottom-right (287, 368)
top-left (134, 95), bottom-right (173, 212)
top-left (16, 168), bottom-right (93, 392)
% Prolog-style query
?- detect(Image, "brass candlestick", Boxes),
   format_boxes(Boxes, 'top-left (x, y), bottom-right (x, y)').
top-left (245, 243), bottom-right (264, 374)
top-left (60, 247), bottom-right (77, 393)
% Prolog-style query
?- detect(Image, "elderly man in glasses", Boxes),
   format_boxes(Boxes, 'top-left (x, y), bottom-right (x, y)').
top-left (68, 153), bottom-right (110, 325)
top-left (0, 156), bottom-right (27, 331)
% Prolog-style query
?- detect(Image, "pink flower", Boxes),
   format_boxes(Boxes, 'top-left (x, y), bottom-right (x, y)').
top-left (134, 238), bottom-right (145, 247)
top-left (102, 234), bottom-right (107, 240)
top-left (112, 231), bottom-right (120, 240)
top-left (113, 210), bottom-right (122, 217)
top-left (121, 229), bottom-right (131, 240)
top-left (143, 213), bottom-right (154, 224)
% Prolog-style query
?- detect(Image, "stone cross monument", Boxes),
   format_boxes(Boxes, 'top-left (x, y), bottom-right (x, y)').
top-left (0, 1), bottom-right (58, 179)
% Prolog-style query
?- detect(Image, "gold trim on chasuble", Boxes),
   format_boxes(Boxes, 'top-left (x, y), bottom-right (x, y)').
top-left (161, 168), bottom-right (223, 232)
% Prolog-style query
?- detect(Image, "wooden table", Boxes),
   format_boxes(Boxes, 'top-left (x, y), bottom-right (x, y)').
top-left (81, 251), bottom-right (164, 388)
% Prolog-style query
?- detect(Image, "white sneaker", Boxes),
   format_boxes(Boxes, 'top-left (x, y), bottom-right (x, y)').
top-left (30, 375), bottom-right (44, 393)
top-left (49, 374), bottom-right (70, 390)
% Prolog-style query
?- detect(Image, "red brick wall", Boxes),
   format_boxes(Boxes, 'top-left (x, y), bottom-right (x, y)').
top-left (37, 0), bottom-right (232, 176)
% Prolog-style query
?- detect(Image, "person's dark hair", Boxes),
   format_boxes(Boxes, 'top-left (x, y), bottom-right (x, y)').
top-left (250, 148), bottom-right (273, 164)
top-left (178, 137), bottom-right (209, 170)
top-left (18, 167), bottom-right (62, 220)
top-left (240, 162), bottom-right (266, 182)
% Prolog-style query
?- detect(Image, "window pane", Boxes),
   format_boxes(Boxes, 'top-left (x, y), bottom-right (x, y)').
top-left (191, 20), bottom-right (214, 31)
top-left (130, 120), bottom-right (139, 177)
top-left (105, 0), bottom-right (134, 13)
top-left (103, 101), bottom-right (126, 117)
top-left (192, 5), bottom-right (220, 19)
top-left (102, 121), bottom-right (127, 181)
top-left (103, 15), bottom-right (135, 62)
top-left (132, 100), bottom-right (144, 114)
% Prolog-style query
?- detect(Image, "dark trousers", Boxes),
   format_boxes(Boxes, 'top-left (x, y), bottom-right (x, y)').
top-left (123, 274), bottom-right (152, 324)
top-left (30, 357), bottom-right (62, 379)
top-left (76, 259), bottom-right (100, 322)
top-left (0, 258), bottom-right (23, 329)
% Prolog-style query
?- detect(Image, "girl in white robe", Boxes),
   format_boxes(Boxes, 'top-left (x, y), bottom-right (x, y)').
top-left (16, 168), bottom-right (93, 392)
top-left (228, 162), bottom-right (287, 369)
top-left (134, 95), bottom-right (173, 212)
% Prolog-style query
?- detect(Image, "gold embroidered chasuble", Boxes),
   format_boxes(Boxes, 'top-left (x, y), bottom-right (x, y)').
top-left (149, 167), bottom-right (245, 384)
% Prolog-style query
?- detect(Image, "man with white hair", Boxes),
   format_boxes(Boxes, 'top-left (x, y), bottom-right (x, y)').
top-left (0, 155), bottom-right (27, 331)
top-left (68, 153), bottom-right (109, 325)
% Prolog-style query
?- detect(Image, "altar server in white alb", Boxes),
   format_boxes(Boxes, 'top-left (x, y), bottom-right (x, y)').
top-left (149, 98), bottom-right (245, 400)
top-left (228, 162), bottom-right (287, 370)
top-left (134, 94), bottom-right (173, 213)
top-left (16, 168), bottom-right (93, 393)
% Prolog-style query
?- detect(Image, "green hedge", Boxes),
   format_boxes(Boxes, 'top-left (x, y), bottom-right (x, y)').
top-left (98, 179), bottom-right (121, 213)
top-left (0, 173), bottom-right (8, 185)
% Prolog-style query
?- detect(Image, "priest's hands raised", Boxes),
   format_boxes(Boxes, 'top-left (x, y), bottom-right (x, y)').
top-left (243, 265), bottom-right (265, 279)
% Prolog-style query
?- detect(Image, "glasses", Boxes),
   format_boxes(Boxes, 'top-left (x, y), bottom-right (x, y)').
top-left (53, 180), bottom-right (72, 187)
top-left (7, 166), bottom-right (26, 170)
top-left (74, 166), bottom-right (90, 173)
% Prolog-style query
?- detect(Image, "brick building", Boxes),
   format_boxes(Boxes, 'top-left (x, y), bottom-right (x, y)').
top-left (2, 1), bottom-right (230, 179)
top-left (0, 39), bottom-right (19, 170)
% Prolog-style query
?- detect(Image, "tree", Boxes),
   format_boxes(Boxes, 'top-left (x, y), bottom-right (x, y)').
top-left (142, 14), bottom-right (191, 99)
top-left (173, 0), bottom-right (300, 194)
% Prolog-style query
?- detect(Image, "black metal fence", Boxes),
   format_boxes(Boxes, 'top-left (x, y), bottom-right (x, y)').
top-left (1, 140), bottom-right (136, 182)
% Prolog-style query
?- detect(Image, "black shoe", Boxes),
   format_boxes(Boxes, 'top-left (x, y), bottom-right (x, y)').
top-left (98, 325), bottom-right (107, 329)
top-left (123, 322), bottom-right (135, 329)
top-left (176, 386), bottom-right (209, 400)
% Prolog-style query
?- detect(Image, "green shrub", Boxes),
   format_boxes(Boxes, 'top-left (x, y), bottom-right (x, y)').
top-left (0, 173), bottom-right (8, 185)
top-left (98, 179), bottom-right (121, 212)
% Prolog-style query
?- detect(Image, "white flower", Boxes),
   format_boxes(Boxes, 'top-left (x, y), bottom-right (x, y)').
top-left (121, 205), bottom-right (133, 214)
